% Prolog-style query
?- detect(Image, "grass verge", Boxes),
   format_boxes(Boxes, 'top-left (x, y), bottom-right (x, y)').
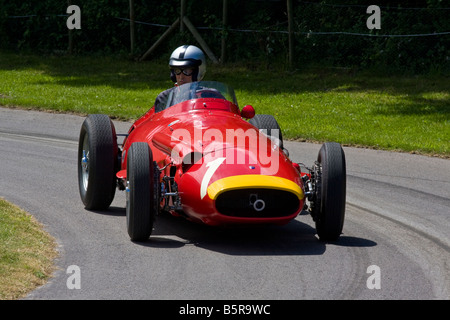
top-left (0, 198), bottom-right (57, 300)
top-left (0, 52), bottom-right (448, 157)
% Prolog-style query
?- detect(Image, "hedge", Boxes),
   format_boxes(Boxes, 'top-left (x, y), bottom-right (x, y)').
top-left (1, 0), bottom-right (448, 73)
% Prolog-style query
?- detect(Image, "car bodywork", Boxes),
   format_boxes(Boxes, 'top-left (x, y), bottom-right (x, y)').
top-left (78, 81), bottom-right (346, 242)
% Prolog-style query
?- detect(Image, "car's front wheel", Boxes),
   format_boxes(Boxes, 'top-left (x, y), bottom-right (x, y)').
top-left (126, 142), bottom-right (157, 241)
top-left (78, 114), bottom-right (118, 210)
top-left (312, 142), bottom-right (346, 241)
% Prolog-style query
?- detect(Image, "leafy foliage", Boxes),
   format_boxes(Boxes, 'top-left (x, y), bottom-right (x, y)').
top-left (1, 0), bottom-right (448, 73)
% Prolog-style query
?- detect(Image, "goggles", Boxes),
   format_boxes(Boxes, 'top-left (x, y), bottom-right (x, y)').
top-left (172, 68), bottom-right (194, 76)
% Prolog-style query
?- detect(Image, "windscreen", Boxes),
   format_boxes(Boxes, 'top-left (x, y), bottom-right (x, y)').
top-left (162, 81), bottom-right (238, 111)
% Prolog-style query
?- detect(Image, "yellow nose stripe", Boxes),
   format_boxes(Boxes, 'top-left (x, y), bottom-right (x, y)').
top-left (207, 175), bottom-right (303, 200)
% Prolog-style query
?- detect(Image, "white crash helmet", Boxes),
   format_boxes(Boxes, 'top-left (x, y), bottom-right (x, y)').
top-left (169, 45), bottom-right (206, 82)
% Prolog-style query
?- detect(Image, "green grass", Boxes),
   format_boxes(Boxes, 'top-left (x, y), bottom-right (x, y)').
top-left (0, 198), bottom-right (57, 300)
top-left (0, 52), bottom-right (448, 156)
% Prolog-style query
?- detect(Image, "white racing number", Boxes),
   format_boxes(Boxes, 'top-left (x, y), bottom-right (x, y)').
top-left (200, 157), bottom-right (225, 199)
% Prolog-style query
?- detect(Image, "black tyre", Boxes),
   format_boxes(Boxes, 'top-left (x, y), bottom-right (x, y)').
top-left (249, 114), bottom-right (283, 149)
top-left (313, 142), bottom-right (346, 241)
top-left (126, 142), bottom-right (156, 241)
top-left (78, 114), bottom-right (118, 210)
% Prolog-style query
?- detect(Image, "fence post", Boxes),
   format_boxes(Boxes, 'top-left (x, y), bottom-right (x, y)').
top-left (221, 0), bottom-right (228, 63)
top-left (67, 0), bottom-right (73, 54)
top-left (183, 17), bottom-right (219, 64)
top-left (140, 18), bottom-right (180, 61)
top-left (140, 0), bottom-right (218, 63)
top-left (287, 0), bottom-right (294, 67)
top-left (180, 0), bottom-right (186, 33)
top-left (129, 0), bottom-right (135, 56)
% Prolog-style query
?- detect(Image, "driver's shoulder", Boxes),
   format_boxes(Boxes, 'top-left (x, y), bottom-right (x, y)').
top-left (154, 87), bottom-right (175, 112)
top-left (156, 87), bottom-right (175, 99)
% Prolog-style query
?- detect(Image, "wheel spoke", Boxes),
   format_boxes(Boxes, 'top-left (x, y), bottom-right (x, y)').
top-left (81, 135), bottom-right (90, 191)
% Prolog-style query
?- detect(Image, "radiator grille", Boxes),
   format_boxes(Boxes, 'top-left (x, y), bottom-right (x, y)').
top-left (215, 188), bottom-right (300, 218)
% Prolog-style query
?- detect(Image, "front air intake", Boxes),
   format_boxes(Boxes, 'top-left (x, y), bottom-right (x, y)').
top-left (215, 188), bottom-right (300, 218)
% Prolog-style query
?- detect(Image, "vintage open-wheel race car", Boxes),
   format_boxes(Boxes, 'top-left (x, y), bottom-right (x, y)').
top-left (77, 81), bottom-right (346, 242)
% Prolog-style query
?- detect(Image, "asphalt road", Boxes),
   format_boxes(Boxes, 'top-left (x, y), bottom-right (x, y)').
top-left (1, 107), bottom-right (449, 300)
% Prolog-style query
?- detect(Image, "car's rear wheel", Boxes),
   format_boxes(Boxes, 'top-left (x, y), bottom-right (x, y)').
top-left (312, 142), bottom-right (346, 241)
top-left (249, 114), bottom-right (284, 149)
top-left (78, 114), bottom-right (118, 210)
top-left (126, 142), bottom-right (157, 241)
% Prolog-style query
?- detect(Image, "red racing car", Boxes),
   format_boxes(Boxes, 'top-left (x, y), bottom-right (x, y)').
top-left (77, 81), bottom-right (346, 242)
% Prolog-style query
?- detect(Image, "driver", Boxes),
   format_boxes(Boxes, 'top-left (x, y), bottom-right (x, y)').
top-left (154, 45), bottom-right (206, 112)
